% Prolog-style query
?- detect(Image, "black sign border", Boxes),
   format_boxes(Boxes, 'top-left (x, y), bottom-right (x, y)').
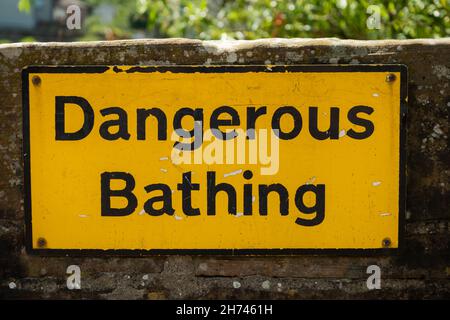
top-left (22, 64), bottom-right (407, 256)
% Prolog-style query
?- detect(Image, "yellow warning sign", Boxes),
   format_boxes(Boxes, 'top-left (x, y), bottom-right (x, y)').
top-left (23, 65), bottom-right (406, 253)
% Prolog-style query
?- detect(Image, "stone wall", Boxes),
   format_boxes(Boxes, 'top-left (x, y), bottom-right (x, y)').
top-left (0, 38), bottom-right (449, 299)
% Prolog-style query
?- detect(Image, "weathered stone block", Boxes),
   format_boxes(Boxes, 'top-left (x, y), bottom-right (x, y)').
top-left (0, 39), bottom-right (448, 299)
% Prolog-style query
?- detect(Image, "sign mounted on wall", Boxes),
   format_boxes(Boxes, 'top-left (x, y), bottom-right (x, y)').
top-left (22, 65), bottom-right (406, 254)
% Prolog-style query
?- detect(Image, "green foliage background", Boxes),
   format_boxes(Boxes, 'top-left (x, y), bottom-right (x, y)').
top-left (19, 0), bottom-right (450, 41)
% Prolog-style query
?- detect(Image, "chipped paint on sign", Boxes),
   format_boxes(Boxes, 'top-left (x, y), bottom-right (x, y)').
top-left (23, 65), bottom-right (406, 252)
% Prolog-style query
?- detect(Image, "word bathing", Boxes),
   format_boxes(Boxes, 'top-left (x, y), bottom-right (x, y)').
top-left (101, 170), bottom-right (325, 227)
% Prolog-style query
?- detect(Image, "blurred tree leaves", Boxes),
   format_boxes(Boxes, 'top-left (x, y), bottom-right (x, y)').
top-left (18, 0), bottom-right (32, 12)
top-left (21, 0), bottom-right (450, 40)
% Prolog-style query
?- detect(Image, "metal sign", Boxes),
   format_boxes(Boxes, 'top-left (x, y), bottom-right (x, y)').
top-left (22, 65), bottom-right (406, 254)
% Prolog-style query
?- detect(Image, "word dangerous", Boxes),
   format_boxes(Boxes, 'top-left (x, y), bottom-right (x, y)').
top-left (55, 96), bottom-right (375, 143)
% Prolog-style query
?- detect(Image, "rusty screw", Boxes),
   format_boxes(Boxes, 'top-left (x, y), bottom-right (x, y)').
top-left (386, 74), bottom-right (396, 82)
top-left (32, 75), bottom-right (41, 86)
top-left (382, 237), bottom-right (391, 248)
top-left (37, 237), bottom-right (47, 248)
